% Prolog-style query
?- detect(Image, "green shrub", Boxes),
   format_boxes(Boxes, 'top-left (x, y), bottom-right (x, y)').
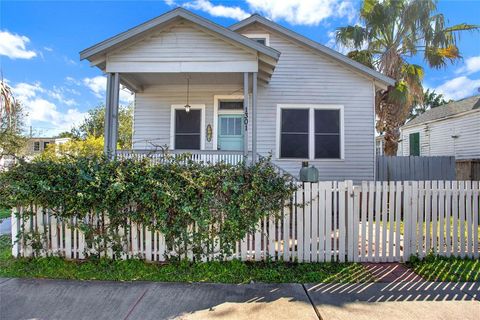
top-left (0, 156), bottom-right (296, 260)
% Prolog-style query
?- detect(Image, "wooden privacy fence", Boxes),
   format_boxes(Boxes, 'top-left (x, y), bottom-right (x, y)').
top-left (376, 156), bottom-right (456, 181)
top-left (11, 181), bottom-right (479, 262)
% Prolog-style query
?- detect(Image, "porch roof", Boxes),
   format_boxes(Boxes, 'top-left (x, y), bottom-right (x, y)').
top-left (79, 8), bottom-right (280, 88)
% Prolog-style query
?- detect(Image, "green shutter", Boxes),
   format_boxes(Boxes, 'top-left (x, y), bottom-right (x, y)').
top-left (409, 132), bottom-right (420, 156)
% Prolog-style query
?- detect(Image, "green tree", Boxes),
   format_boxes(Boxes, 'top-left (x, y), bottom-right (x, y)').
top-left (336, 0), bottom-right (478, 155)
top-left (73, 104), bottom-right (133, 149)
top-left (0, 80), bottom-right (27, 162)
top-left (37, 135), bottom-right (103, 161)
top-left (408, 88), bottom-right (451, 120)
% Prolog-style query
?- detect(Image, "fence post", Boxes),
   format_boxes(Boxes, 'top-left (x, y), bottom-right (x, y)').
top-left (347, 181), bottom-right (354, 262)
top-left (403, 181), bottom-right (412, 262)
top-left (11, 208), bottom-right (19, 258)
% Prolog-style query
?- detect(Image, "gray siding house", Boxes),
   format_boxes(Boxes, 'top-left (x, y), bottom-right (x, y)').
top-left (80, 8), bottom-right (394, 180)
top-left (399, 95), bottom-right (480, 159)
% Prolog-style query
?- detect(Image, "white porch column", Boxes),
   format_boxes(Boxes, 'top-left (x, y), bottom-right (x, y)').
top-left (243, 72), bottom-right (249, 159)
top-left (252, 72), bottom-right (258, 163)
top-left (104, 72), bottom-right (120, 159)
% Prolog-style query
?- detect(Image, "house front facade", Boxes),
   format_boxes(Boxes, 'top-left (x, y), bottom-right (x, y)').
top-left (399, 95), bottom-right (480, 159)
top-left (80, 8), bottom-right (394, 180)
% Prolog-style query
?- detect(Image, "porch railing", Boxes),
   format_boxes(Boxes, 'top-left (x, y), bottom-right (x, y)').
top-left (116, 149), bottom-right (245, 165)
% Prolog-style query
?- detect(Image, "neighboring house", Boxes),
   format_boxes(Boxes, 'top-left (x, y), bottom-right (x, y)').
top-left (398, 95), bottom-right (480, 159)
top-left (26, 138), bottom-right (56, 156)
top-left (25, 137), bottom-right (72, 158)
top-left (375, 135), bottom-right (385, 156)
top-left (80, 8), bottom-right (394, 180)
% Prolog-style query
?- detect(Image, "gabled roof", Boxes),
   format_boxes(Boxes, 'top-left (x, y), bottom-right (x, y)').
top-left (229, 14), bottom-right (395, 87)
top-left (403, 95), bottom-right (480, 128)
top-left (80, 7), bottom-right (280, 62)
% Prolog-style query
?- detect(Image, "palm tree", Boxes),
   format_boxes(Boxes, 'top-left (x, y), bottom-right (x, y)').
top-left (1, 79), bottom-right (26, 161)
top-left (408, 88), bottom-right (451, 120)
top-left (336, 0), bottom-right (478, 155)
top-left (0, 79), bottom-right (18, 130)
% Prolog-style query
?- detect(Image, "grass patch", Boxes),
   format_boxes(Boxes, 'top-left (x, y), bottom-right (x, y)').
top-left (408, 254), bottom-right (480, 282)
top-left (0, 235), bottom-right (373, 283)
top-left (0, 208), bottom-right (10, 220)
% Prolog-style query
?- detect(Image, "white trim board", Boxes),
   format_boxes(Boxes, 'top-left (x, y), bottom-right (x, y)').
top-left (170, 104), bottom-right (206, 150)
top-left (276, 104), bottom-right (345, 161)
top-left (213, 95), bottom-right (244, 150)
top-left (242, 33), bottom-right (270, 46)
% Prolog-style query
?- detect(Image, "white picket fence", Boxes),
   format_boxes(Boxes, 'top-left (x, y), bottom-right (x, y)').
top-left (11, 181), bottom-right (479, 262)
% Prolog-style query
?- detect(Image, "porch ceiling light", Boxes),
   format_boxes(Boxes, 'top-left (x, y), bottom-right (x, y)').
top-left (184, 76), bottom-right (191, 113)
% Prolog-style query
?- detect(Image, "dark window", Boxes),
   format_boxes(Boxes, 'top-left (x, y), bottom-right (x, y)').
top-left (43, 142), bottom-right (50, 149)
top-left (251, 38), bottom-right (266, 45)
top-left (219, 101), bottom-right (243, 110)
top-left (280, 109), bottom-right (309, 158)
top-left (33, 141), bottom-right (40, 151)
top-left (409, 132), bottom-right (420, 156)
top-left (314, 110), bottom-right (341, 159)
top-left (175, 109), bottom-right (201, 149)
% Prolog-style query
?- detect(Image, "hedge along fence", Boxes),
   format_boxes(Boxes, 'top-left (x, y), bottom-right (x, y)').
top-left (0, 156), bottom-right (297, 261)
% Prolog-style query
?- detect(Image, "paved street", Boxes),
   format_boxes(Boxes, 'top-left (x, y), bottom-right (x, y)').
top-left (0, 277), bottom-right (478, 320)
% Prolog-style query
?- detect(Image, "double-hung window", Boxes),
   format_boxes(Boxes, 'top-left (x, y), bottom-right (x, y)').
top-left (277, 105), bottom-right (343, 160)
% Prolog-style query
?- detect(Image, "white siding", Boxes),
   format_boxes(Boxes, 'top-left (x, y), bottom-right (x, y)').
top-left (243, 26), bottom-right (375, 181)
top-left (107, 21), bottom-right (257, 72)
top-left (133, 84), bottom-right (247, 151)
top-left (133, 24), bottom-right (376, 181)
top-left (399, 110), bottom-right (480, 159)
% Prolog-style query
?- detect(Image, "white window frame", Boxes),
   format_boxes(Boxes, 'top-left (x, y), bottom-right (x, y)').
top-left (213, 95), bottom-right (244, 150)
top-left (170, 104), bottom-right (205, 150)
top-left (242, 33), bottom-right (270, 46)
top-left (276, 104), bottom-right (344, 161)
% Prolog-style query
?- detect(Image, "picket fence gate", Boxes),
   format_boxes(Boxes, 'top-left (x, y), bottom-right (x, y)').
top-left (11, 180), bottom-right (479, 263)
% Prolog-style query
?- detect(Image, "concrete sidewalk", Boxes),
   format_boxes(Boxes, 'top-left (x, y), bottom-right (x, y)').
top-left (1, 277), bottom-right (479, 320)
top-left (0, 278), bottom-right (318, 320)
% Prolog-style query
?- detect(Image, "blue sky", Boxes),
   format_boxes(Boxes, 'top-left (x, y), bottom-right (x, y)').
top-left (1, 0), bottom-right (479, 136)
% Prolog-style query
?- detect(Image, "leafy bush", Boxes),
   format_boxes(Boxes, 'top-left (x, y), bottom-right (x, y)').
top-left (0, 156), bottom-right (296, 260)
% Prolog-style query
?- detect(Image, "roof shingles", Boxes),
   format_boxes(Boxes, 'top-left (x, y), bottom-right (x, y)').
top-left (404, 95), bottom-right (480, 128)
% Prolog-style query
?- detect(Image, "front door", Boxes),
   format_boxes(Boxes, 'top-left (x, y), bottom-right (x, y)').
top-left (218, 114), bottom-right (244, 151)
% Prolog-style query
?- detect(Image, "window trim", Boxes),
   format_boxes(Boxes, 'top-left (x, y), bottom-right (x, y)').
top-left (170, 104), bottom-right (205, 150)
top-left (276, 104), bottom-right (344, 161)
top-left (242, 33), bottom-right (270, 46)
top-left (213, 95), bottom-right (244, 150)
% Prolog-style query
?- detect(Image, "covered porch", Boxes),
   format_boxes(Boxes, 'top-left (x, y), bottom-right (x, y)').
top-left (105, 70), bottom-right (266, 165)
top-left (79, 9), bottom-right (280, 165)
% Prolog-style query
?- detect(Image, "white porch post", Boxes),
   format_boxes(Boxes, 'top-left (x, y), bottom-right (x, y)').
top-left (252, 72), bottom-right (257, 163)
top-left (243, 72), bottom-right (249, 159)
top-left (104, 72), bottom-right (120, 159)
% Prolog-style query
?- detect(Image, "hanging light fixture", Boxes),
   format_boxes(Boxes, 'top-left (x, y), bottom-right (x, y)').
top-left (184, 76), bottom-right (191, 113)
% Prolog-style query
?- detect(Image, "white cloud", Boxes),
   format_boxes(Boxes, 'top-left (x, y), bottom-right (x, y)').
top-left (43, 46), bottom-right (53, 52)
top-left (455, 56), bottom-right (480, 76)
top-left (11, 81), bottom-right (86, 134)
top-left (0, 30), bottom-right (37, 59)
top-left (246, 0), bottom-right (357, 26)
top-left (66, 76), bottom-right (82, 86)
top-left (183, 0), bottom-right (250, 20)
top-left (83, 76), bottom-right (133, 105)
top-left (48, 86), bottom-right (77, 106)
top-left (176, 0), bottom-right (357, 25)
top-left (434, 76), bottom-right (480, 100)
top-left (11, 82), bottom-right (45, 102)
top-left (83, 76), bottom-right (106, 99)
